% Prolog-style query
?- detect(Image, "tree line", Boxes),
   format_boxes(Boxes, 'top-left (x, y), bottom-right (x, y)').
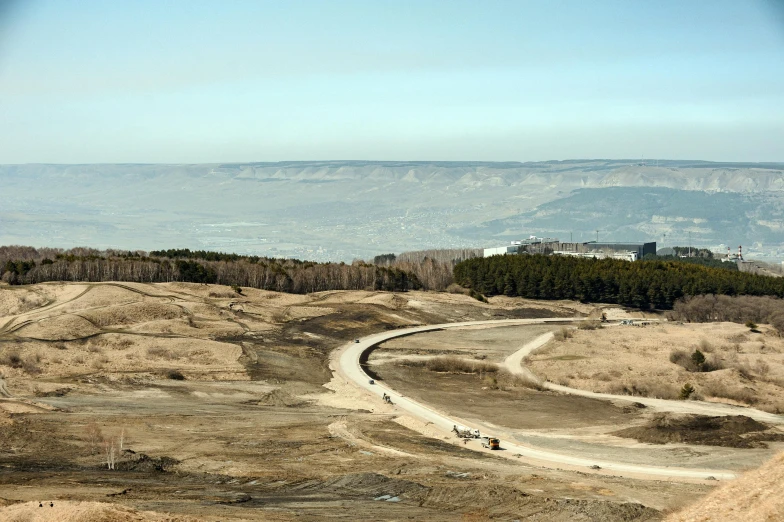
top-left (0, 246), bottom-right (421, 293)
top-left (642, 254), bottom-right (738, 271)
top-left (453, 254), bottom-right (784, 310)
top-left (372, 248), bottom-right (482, 291)
top-left (669, 294), bottom-right (784, 332)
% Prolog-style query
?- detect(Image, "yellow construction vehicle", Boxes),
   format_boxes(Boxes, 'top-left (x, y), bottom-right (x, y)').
top-left (481, 437), bottom-right (500, 450)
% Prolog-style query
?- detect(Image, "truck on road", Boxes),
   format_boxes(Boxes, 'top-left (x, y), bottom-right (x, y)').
top-left (452, 425), bottom-right (481, 439)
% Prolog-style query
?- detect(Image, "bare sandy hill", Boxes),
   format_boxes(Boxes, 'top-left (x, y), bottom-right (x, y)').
top-left (0, 501), bottom-right (204, 522)
top-left (665, 451), bottom-right (784, 522)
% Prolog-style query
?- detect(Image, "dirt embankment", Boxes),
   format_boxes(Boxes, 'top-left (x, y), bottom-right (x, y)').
top-left (614, 413), bottom-right (784, 449)
top-left (666, 451), bottom-right (784, 522)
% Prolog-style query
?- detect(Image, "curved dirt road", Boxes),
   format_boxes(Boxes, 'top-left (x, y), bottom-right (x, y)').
top-left (334, 319), bottom-right (754, 481)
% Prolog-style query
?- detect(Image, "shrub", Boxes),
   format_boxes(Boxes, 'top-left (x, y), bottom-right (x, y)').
top-left (679, 383), bottom-right (695, 400)
top-left (577, 321), bottom-right (601, 330)
top-left (469, 290), bottom-right (488, 303)
top-left (446, 283), bottom-right (469, 295)
top-left (0, 352), bottom-right (23, 368)
top-left (698, 339), bottom-right (714, 353)
top-left (670, 349), bottom-right (723, 372)
top-left (754, 359), bottom-right (771, 377)
top-left (669, 349), bottom-right (696, 371)
top-left (608, 380), bottom-right (679, 400)
top-left (703, 382), bottom-right (757, 404)
top-left (166, 370), bottom-right (186, 380)
top-left (745, 321), bottom-right (758, 331)
top-left (423, 356), bottom-right (498, 374)
top-left (553, 327), bottom-right (573, 342)
top-left (147, 347), bottom-right (178, 360)
top-left (496, 369), bottom-right (544, 391)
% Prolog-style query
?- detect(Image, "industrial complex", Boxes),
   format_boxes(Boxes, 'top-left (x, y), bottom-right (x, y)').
top-left (483, 236), bottom-right (656, 262)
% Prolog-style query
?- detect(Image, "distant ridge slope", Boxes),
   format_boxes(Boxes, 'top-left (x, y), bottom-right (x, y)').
top-left (1, 160), bottom-right (783, 261)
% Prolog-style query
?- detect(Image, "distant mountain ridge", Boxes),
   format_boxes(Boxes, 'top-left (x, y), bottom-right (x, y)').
top-left (1, 160), bottom-right (783, 261)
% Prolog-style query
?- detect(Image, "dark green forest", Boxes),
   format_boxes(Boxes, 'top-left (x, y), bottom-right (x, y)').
top-left (454, 254), bottom-right (784, 309)
top-left (641, 254), bottom-right (738, 271)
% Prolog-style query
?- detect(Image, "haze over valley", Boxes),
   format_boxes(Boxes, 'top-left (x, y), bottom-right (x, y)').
top-left (3, 159), bottom-right (784, 261)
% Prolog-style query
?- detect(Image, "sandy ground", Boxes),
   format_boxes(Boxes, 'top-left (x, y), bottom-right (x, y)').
top-left (371, 326), bottom-right (782, 475)
top-left (0, 500), bottom-right (204, 521)
top-left (0, 281), bottom-right (773, 520)
top-left (527, 322), bottom-right (784, 413)
top-left (665, 451), bottom-right (784, 522)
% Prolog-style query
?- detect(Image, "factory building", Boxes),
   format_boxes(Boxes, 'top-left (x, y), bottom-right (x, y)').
top-left (581, 242), bottom-right (657, 259)
top-left (484, 236), bottom-right (559, 257)
top-left (483, 238), bottom-right (656, 261)
top-left (483, 245), bottom-right (520, 257)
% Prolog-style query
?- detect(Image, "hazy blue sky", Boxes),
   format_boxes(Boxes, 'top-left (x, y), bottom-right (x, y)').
top-left (1, 0), bottom-right (783, 163)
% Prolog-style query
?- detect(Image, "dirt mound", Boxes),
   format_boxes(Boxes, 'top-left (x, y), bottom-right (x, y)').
top-left (613, 414), bottom-right (784, 448)
top-left (422, 483), bottom-right (660, 520)
top-left (0, 500), bottom-right (203, 521)
top-left (666, 451), bottom-right (784, 522)
top-left (296, 472), bottom-right (428, 499)
top-left (17, 314), bottom-right (100, 340)
top-left (115, 454), bottom-right (179, 473)
top-left (255, 388), bottom-right (307, 407)
top-left (0, 289), bottom-right (48, 315)
top-left (81, 302), bottom-right (183, 327)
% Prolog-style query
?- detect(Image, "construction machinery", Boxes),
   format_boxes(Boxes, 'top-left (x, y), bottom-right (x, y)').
top-left (481, 437), bottom-right (500, 450)
top-left (452, 425), bottom-right (481, 439)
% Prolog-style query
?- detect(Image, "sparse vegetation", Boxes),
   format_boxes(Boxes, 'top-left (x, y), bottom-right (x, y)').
top-left (402, 355), bottom-right (498, 374)
top-left (166, 369), bottom-right (186, 380)
top-left (577, 320), bottom-right (602, 330)
top-left (608, 380), bottom-right (679, 400)
top-left (679, 383), bottom-right (695, 400)
top-left (702, 382), bottom-right (758, 405)
top-left (553, 327), bottom-right (573, 342)
top-left (146, 347), bottom-right (178, 360)
top-left (670, 295), bottom-right (784, 335)
top-left (669, 348), bottom-right (724, 373)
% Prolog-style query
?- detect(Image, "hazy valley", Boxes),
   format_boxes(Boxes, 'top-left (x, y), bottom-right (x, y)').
top-left (3, 160), bottom-right (784, 261)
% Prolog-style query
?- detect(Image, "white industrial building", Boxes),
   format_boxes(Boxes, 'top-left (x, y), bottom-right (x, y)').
top-left (552, 250), bottom-right (638, 262)
top-left (483, 245), bottom-right (520, 257)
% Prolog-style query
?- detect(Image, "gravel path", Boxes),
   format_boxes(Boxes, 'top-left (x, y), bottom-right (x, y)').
top-left (334, 319), bottom-right (739, 481)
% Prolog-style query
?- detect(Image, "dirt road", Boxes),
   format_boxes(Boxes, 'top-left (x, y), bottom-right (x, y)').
top-left (335, 319), bottom-right (739, 481)
top-left (503, 332), bottom-right (784, 425)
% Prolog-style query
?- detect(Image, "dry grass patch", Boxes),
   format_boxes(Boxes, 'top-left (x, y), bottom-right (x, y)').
top-left (553, 327), bottom-right (573, 341)
top-left (401, 355), bottom-right (498, 374)
top-left (146, 346), bottom-right (179, 360)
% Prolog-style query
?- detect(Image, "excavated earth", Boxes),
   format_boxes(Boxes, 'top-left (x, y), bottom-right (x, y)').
top-left (0, 282), bottom-right (778, 520)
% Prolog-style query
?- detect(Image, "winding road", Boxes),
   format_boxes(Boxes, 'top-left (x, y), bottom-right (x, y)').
top-left (333, 318), bottom-right (784, 481)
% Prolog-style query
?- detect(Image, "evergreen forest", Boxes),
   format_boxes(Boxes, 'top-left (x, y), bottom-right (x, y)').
top-left (453, 254), bottom-right (784, 309)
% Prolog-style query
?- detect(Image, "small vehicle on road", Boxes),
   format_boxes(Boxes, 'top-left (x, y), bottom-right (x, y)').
top-left (452, 425), bottom-right (481, 439)
top-left (354, 339), bottom-right (360, 343)
top-left (481, 437), bottom-right (500, 450)
top-left (368, 379), bottom-right (375, 385)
